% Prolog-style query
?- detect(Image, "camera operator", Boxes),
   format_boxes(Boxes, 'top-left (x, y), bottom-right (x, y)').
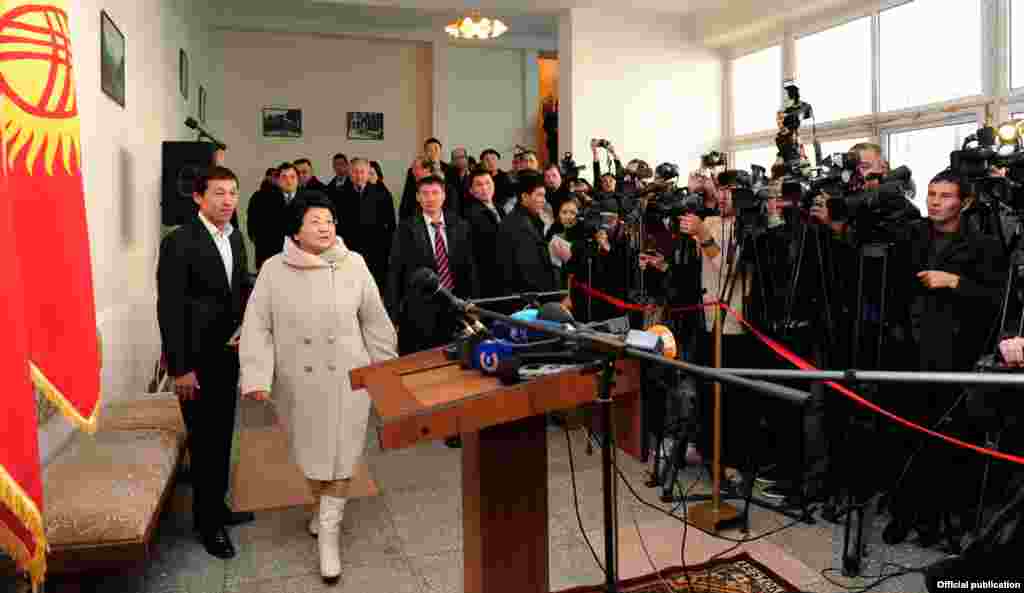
top-left (676, 170), bottom-right (778, 481)
top-left (808, 142), bottom-right (888, 235)
top-left (565, 197), bottom-right (630, 323)
top-left (883, 170), bottom-right (1007, 547)
top-left (622, 159), bottom-right (653, 195)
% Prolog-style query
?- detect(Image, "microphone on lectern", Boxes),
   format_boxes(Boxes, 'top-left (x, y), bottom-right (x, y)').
top-left (410, 268), bottom-right (469, 313)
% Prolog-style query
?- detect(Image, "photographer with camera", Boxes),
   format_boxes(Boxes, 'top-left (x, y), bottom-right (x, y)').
top-left (565, 197), bottom-right (631, 323)
top-left (881, 170), bottom-right (1007, 548)
top-left (808, 143), bottom-right (894, 235)
top-left (674, 170), bottom-right (781, 486)
top-left (591, 138), bottom-right (625, 188)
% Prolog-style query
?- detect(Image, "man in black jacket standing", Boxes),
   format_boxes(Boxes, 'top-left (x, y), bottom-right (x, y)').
top-left (157, 166), bottom-right (255, 559)
top-left (336, 158), bottom-right (396, 293)
top-left (497, 172), bottom-right (561, 295)
top-left (883, 170), bottom-right (1007, 547)
top-left (464, 168), bottom-right (504, 298)
top-left (247, 162), bottom-right (298, 270)
top-left (387, 175), bottom-right (478, 356)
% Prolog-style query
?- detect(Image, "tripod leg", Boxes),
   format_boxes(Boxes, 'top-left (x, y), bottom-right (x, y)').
top-left (973, 431), bottom-right (1000, 536)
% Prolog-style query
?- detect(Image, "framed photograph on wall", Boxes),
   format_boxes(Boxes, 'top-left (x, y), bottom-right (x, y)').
top-left (262, 107), bottom-right (302, 138)
top-left (100, 10), bottom-right (125, 107)
top-left (347, 112), bottom-right (383, 140)
top-left (198, 85), bottom-right (207, 123)
top-left (179, 49), bottom-right (188, 100)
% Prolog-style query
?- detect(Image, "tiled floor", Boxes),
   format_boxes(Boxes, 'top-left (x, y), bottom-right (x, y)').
top-left (5, 421), bottom-right (951, 593)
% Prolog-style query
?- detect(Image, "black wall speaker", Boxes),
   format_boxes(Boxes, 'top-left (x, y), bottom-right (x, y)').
top-left (161, 141), bottom-right (217, 226)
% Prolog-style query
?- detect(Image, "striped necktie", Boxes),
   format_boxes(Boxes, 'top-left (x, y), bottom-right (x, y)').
top-left (432, 222), bottom-right (454, 290)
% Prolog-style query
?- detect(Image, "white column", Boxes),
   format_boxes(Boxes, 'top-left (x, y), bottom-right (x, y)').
top-left (523, 49), bottom-right (540, 154)
top-left (557, 9), bottom-right (575, 175)
top-left (432, 38), bottom-right (449, 146)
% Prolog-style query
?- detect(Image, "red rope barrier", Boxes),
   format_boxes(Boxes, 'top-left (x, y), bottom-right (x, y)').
top-left (567, 278), bottom-right (1024, 466)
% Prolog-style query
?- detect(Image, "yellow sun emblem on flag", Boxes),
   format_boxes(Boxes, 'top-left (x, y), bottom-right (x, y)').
top-left (0, 1), bottom-right (81, 177)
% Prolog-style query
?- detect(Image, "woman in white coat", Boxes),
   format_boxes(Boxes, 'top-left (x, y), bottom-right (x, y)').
top-left (239, 191), bottom-right (397, 583)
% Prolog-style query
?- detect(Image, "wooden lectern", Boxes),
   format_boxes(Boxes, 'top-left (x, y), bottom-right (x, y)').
top-left (351, 348), bottom-right (643, 593)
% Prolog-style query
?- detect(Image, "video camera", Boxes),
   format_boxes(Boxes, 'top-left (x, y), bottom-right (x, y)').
top-left (701, 150), bottom-right (727, 169)
top-left (780, 151), bottom-right (860, 210)
top-left (593, 138), bottom-right (611, 149)
top-left (950, 123), bottom-right (1024, 211)
top-left (776, 81), bottom-right (814, 175)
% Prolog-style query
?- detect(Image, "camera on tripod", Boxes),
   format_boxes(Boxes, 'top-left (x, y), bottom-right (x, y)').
top-left (776, 81), bottom-right (814, 175)
top-left (701, 150), bottom-right (727, 169)
top-left (950, 122), bottom-right (1024, 211)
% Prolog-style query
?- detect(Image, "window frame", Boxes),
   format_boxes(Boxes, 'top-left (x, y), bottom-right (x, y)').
top-left (728, 43), bottom-right (784, 138)
top-left (726, 0), bottom-right (1001, 176)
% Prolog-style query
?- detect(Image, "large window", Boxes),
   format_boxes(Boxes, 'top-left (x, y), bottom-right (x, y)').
top-left (732, 145), bottom-right (778, 173)
top-left (813, 137), bottom-right (873, 162)
top-left (886, 122), bottom-right (977, 212)
top-left (879, 0), bottom-right (982, 112)
top-left (795, 17), bottom-right (872, 123)
top-left (1013, 0), bottom-right (1024, 89)
top-left (732, 45), bottom-right (782, 136)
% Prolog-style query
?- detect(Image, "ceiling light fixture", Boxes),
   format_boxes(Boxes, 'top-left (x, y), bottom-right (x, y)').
top-left (445, 9), bottom-right (507, 40)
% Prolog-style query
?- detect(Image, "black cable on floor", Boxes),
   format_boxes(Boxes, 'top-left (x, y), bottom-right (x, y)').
top-left (564, 425), bottom-right (607, 576)
top-left (583, 427), bottom-right (806, 546)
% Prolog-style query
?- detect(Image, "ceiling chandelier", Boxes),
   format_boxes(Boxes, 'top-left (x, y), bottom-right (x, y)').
top-left (445, 9), bottom-right (508, 40)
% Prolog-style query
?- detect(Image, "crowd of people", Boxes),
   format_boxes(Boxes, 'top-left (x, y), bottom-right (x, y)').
top-left (157, 130), bottom-right (1024, 584)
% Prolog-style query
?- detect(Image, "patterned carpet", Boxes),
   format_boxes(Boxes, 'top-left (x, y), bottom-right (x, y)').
top-left (555, 553), bottom-right (801, 593)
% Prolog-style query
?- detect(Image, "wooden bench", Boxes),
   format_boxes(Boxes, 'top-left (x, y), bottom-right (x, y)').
top-left (3, 397), bottom-right (186, 592)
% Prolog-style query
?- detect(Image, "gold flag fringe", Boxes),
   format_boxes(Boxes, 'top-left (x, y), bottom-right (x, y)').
top-left (0, 465), bottom-right (47, 592)
top-left (28, 328), bottom-right (103, 434)
top-left (29, 362), bottom-right (100, 434)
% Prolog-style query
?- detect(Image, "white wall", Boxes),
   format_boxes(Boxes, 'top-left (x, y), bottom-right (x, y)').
top-left (445, 46), bottom-right (535, 170)
top-left (217, 29), bottom-right (432, 264)
top-left (559, 8), bottom-right (724, 182)
top-left (37, 0), bottom-right (222, 462)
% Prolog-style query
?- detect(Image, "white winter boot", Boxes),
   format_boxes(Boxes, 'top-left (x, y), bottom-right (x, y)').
top-left (309, 498), bottom-right (319, 537)
top-left (318, 495), bottom-right (346, 582)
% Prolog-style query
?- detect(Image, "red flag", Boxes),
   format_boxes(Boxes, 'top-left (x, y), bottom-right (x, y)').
top-left (1, 0), bottom-right (101, 429)
top-left (0, 177), bottom-right (46, 590)
top-left (0, 49), bottom-right (46, 592)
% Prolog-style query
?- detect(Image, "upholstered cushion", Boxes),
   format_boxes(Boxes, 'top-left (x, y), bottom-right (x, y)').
top-left (43, 430), bottom-right (182, 547)
top-left (99, 396), bottom-right (185, 437)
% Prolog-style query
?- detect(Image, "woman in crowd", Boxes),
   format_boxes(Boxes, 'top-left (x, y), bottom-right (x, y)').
top-left (369, 160), bottom-right (394, 218)
top-left (239, 192), bottom-right (397, 583)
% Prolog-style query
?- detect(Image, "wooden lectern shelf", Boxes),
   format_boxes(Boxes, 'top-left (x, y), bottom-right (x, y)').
top-left (350, 347), bottom-right (643, 455)
top-left (352, 347), bottom-right (645, 593)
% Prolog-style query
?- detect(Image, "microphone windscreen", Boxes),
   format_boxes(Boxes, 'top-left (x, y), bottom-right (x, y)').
top-left (473, 339), bottom-right (516, 374)
top-left (410, 268), bottom-right (439, 299)
top-left (538, 302), bottom-right (574, 325)
top-left (625, 329), bottom-right (663, 354)
top-left (647, 325), bottom-right (677, 359)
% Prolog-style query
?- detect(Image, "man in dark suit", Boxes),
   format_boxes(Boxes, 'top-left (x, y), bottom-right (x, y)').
top-left (325, 153), bottom-right (350, 193)
top-left (387, 175), bottom-right (478, 355)
top-left (449, 147), bottom-right (472, 217)
top-left (496, 172), bottom-right (561, 295)
top-left (399, 138), bottom-right (453, 219)
top-left (480, 148), bottom-right (514, 210)
top-left (336, 157), bottom-right (396, 293)
top-left (295, 157), bottom-right (327, 192)
top-left (247, 162), bottom-right (298, 270)
top-left (464, 168), bottom-right (504, 298)
top-left (398, 155), bottom-right (463, 221)
top-left (157, 166), bottom-right (255, 559)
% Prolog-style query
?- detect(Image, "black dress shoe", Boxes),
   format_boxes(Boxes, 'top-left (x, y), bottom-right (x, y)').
top-left (445, 436), bottom-right (462, 448)
top-left (199, 527), bottom-right (236, 559)
top-left (223, 511), bottom-right (255, 527)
